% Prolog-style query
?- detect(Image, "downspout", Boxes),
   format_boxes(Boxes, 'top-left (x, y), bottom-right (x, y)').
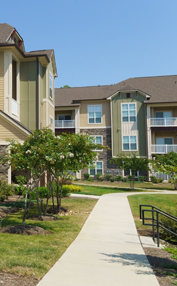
top-left (36, 57), bottom-right (40, 129)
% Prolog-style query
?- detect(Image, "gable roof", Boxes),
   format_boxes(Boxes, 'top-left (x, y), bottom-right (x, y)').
top-left (55, 75), bottom-right (177, 107)
top-left (0, 23), bottom-right (14, 44)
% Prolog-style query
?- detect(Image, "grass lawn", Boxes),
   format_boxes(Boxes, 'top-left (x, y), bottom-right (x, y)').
top-left (74, 180), bottom-right (176, 191)
top-left (0, 197), bottom-right (97, 278)
top-left (128, 194), bottom-right (177, 230)
top-left (73, 184), bottom-right (148, 196)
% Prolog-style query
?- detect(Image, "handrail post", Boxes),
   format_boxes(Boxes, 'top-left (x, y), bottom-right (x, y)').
top-left (152, 207), bottom-right (155, 242)
top-left (157, 211), bottom-right (159, 247)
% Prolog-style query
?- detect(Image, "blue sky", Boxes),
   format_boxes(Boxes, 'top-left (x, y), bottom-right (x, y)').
top-left (1, 0), bottom-right (177, 87)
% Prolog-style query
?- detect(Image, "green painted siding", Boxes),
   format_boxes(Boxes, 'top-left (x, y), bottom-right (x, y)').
top-left (39, 64), bottom-right (46, 128)
top-left (112, 92), bottom-right (147, 157)
top-left (20, 61), bottom-right (37, 130)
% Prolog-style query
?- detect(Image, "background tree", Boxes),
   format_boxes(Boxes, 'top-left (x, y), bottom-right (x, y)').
top-left (111, 153), bottom-right (150, 189)
top-left (151, 152), bottom-right (177, 189)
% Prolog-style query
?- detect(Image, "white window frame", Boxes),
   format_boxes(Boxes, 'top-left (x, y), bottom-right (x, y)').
top-left (122, 135), bottom-right (138, 151)
top-left (89, 161), bottom-right (103, 177)
top-left (88, 104), bottom-right (102, 124)
top-left (123, 169), bottom-right (139, 178)
top-left (50, 116), bottom-right (54, 131)
top-left (121, 102), bottom-right (136, 123)
top-left (49, 72), bottom-right (53, 100)
top-left (90, 135), bottom-right (103, 151)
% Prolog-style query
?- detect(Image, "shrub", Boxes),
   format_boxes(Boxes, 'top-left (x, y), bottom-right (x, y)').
top-left (138, 176), bottom-right (147, 182)
top-left (150, 176), bottom-right (164, 183)
top-left (96, 174), bottom-right (104, 181)
top-left (105, 174), bottom-right (112, 181)
top-left (122, 177), bottom-right (127, 182)
top-left (110, 177), bottom-right (116, 182)
top-left (116, 175), bottom-right (123, 181)
top-left (84, 173), bottom-right (90, 180)
top-left (0, 176), bottom-right (14, 201)
top-left (168, 179), bottom-right (173, 184)
top-left (63, 185), bottom-right (83, 193)
top-left (87, 178), bottom-right (94, 182)
top-left (128, 175), bottom-right (134, 181)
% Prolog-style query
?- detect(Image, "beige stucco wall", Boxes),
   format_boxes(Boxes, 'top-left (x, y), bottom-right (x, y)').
top-left (0, 116), bottom-right (28, 141)
top-left (42, 101), bottom-right (46, 128)
top-left (48, 102), bottom-right (55, 132)
top-left (0, 52), bottom-right (4, 111)
top-left (80, 100), bottom-right (111, 128)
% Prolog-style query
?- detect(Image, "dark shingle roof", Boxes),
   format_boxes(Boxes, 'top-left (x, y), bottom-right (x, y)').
top-left (0, 23), bottom-right (14, 43)
top-left (25, 49), bottom-right (54, 61)
top-left (55, 75), bottom-right (177, 107)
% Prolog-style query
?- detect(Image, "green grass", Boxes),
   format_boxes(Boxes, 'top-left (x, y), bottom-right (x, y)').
top-left (128, 194), bottom-right (177, 230)
top-left (74, 180), bottom-right (176, 190)
top-left (0, 197), bottom-right (97, 278)
top-left (74, 184), bottom-right (147, 196)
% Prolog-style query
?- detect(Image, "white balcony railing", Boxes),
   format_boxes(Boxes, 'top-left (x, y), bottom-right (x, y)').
top-left (12, 98), bottom-right (18, 116)
top-left (151, 144), bottom-right (177, 154)
top-left (150, 117), bottom-right (177, 126)
top-left (55, 120), bottom-right (75, 128)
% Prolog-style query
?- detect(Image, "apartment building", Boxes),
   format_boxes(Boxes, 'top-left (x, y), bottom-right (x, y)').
top-left (0, 23), bottom-right (57, 182)
top-left (55, 76), bottom-right (177, 178)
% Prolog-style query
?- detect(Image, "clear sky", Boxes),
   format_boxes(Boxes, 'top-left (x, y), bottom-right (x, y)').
top-left (1, 0), bottom-right (177, 88)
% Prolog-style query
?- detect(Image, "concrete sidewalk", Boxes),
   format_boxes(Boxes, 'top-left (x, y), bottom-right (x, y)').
top-left (38, 193), bottom-right (160, 286)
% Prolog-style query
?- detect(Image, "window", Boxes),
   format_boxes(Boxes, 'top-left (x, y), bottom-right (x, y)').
top-left (49, 72), bottom-right (53, 99)
top-left (155, 111), bottom-right (172, 118)
top-left (91, 135), bottom-right (103, 151)
top-left (12, 60), bottom-right (17, 101)
top-left (123, 136), bottom-right (137, 151)
top-left (88, 105), bottom-right (102, 124)
top-left (122, 103), bottom-right (136, 122)
top-left (50, 116), bottom-right (53, 131)
top-left (156, 138), bottom-right (173, 145)
top-left (58, 115), bottom-right (71, 120)
top-left (89, 161), bottom-right (103, 176)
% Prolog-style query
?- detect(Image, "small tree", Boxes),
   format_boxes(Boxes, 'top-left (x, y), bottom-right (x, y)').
top-left (151, 152), bottom-right (177, 189)
top-left (111, 153), bottom-right (150, 189)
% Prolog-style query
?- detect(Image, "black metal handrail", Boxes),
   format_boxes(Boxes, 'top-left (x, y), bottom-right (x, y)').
top-left (139, 205), bottom-right (177, 247)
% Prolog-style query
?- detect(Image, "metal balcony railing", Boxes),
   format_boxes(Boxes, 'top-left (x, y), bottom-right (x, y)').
top-left (55, 120), bottom-right (75, 128)
top-left (151, 144), bottom-right (177, 154)
top-left (150, 117), bottom-right (177, 126)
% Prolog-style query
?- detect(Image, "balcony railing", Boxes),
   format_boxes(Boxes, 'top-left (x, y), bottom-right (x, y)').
top-left (151, 144), bottom-right (177, 154)
top-left (12, 98), bottom-right (18, 116)
top-left (55, 120), bottom-right (75, 128)
top-left (150, 117), bottom-right (177, 126)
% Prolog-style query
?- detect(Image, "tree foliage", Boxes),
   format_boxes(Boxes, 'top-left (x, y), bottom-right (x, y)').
top-left (8, 128), bottom-right (103, 225)
top-left (111, 153), bottom-right (150, 189)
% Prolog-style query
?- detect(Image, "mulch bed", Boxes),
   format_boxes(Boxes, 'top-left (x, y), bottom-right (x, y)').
top-left (0, 225), bottom-right (53, 235)
top-left (0, 272), bottom-right (39, 286)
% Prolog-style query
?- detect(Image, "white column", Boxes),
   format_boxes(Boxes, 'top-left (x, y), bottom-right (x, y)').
top-left (4, 51), bottom-right (12, 116)
top-left (147, 105), bottom-right (152, 159)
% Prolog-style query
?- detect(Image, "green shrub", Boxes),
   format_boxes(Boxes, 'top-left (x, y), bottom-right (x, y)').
top-left (63, 185), bottom-right (83, 193)
top-left (128, 175), bottom-right (134, 181)
top-left (0, 176), bottom-right (14, 201)
top-left (138, 176), bottom-right (147, 182)
top-left (116, 175), bottom-right (123, 181)
top-left (84, 173), bottom-right (90, 180)
top-left (168, 179), bottom-right (173, 184)
top-left (150, 176), bottom-right (163, 183)
top-left (96, 174), bottom-right (104, 181)
top-left (122, 177), bottom-right (127, 182)
top-left (105, 174), bottom-right (112, 181)
top-left (110, 177), bottom-right (116, 182)
top-left (87, 178), bottom-right (94, 182)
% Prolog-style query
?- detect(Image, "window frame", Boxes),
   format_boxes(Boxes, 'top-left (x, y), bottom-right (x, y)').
top-left (156, 137), bottom-right (173, 145)
top-left (49, 72), bottom-right (53, 100)
top-left (155, 111), bottom-right (172, 118)
top-left (87, 104), bottom-right (102, 124)
top-left (89, 161), bottom-right (103, 177)
top-left (122, 135), bottom-right (138, 151)
top-left (121, 102), bottom-right (136, 123)
top-left (90, 135), bottom-right (103, 151)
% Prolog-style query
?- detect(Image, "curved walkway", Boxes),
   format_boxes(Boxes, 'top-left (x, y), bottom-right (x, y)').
top-left (37, 191), bottom-right (176, 286)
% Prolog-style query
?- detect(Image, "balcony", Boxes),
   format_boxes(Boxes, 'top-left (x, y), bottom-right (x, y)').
top-left (151, 144), bottom-right (177, 154)
top-left (12, 98), bottom-right (18, 116)
top-left (150, 117), bottom-right (177, 126)
top-left (55, 120), bottom-right (75, 128)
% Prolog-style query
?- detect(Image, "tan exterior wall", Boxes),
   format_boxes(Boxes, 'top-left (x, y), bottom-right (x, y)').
top-left (151, 106), bottom-right (177, 117)
top-left (0, 117), bottom-right (28, 141)
top-left (80, 100), bottom-right (111, 128)
top-left (43, 101), bottom-right (46, 127)
top-left (48, 102), bottom-right (54, 132)
top-left (0, 52), bottom-right (4, 111)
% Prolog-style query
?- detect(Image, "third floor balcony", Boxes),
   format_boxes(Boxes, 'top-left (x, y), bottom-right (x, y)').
top-left (150, 117), bottom-right (177, 127)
